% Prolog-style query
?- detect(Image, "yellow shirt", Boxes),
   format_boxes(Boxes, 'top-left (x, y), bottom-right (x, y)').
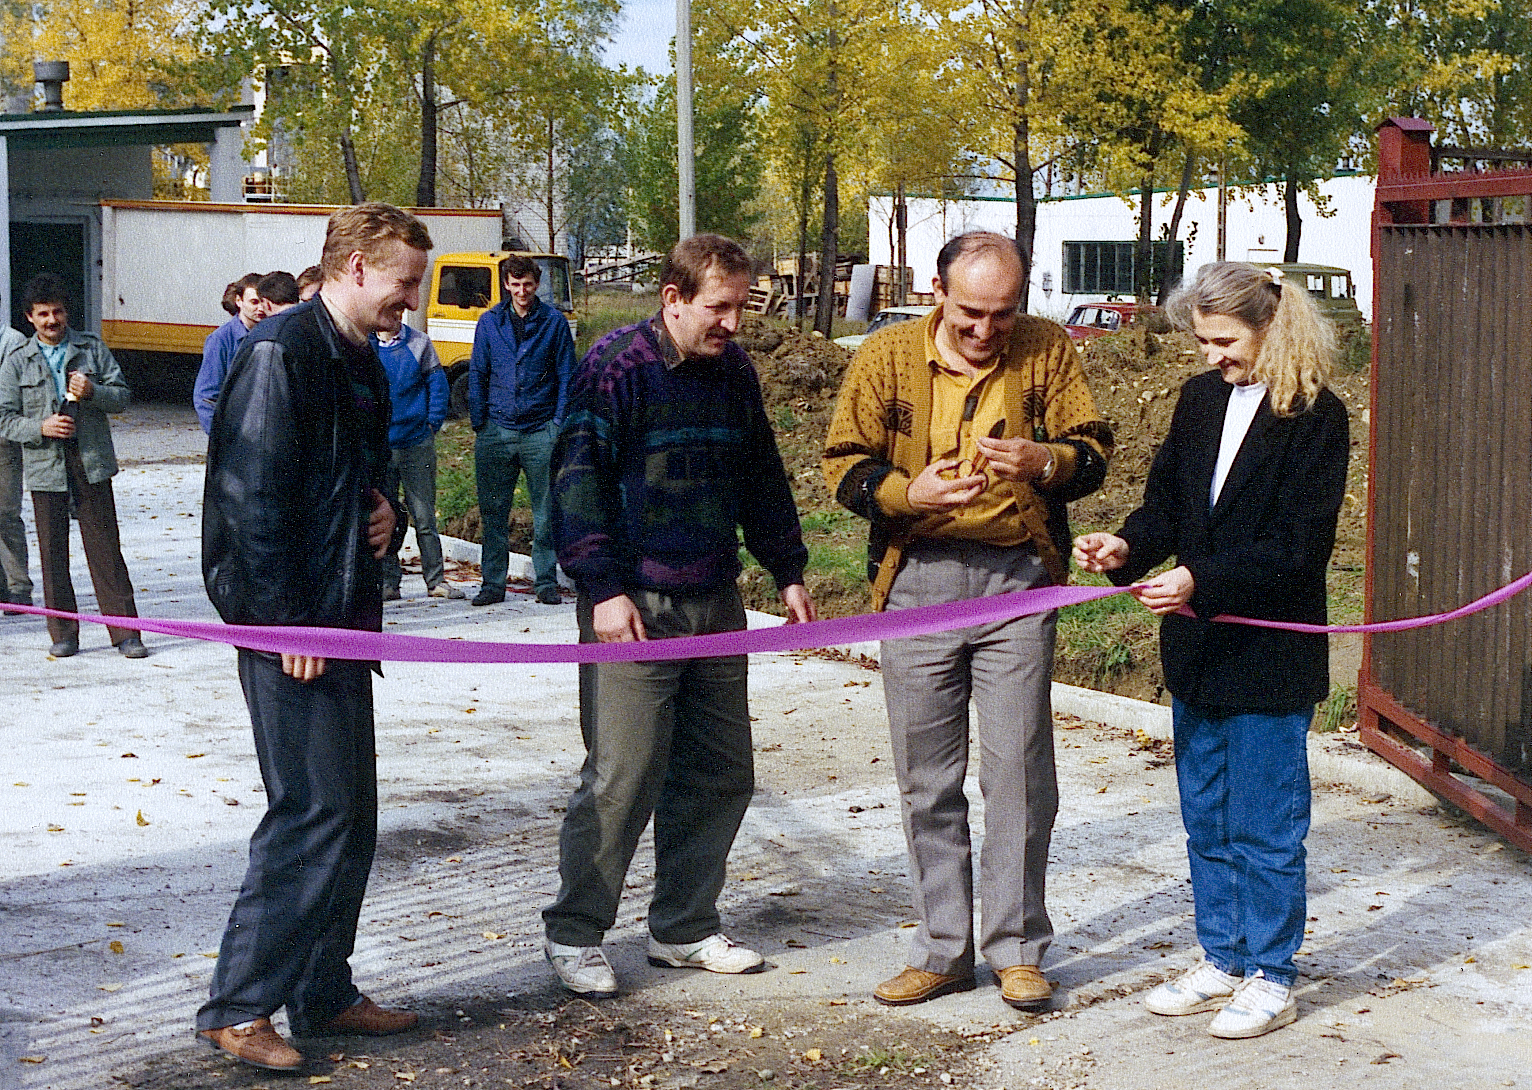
top-left (916, 324), bottom-right (1030, 546)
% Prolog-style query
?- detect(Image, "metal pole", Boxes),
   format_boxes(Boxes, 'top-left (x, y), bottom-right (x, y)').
top-left (675, 0), bottom-right (696, 241)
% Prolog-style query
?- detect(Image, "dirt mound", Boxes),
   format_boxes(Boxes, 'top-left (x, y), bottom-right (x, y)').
top-left (740, 316), bottom-right (1370, 701)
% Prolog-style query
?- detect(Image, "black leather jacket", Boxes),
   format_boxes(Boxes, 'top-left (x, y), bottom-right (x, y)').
top-left (203, 297), bottom-right (394, 633)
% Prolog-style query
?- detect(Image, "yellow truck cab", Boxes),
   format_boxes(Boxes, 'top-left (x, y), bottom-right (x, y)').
top-left (425, 251), bottom-right (577, 416)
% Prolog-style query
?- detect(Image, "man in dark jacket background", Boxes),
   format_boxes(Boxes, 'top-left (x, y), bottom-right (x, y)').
top-left (197, 203), bottom-right (427, 1073)
top-left (467, 253), bottom-right (575, 606)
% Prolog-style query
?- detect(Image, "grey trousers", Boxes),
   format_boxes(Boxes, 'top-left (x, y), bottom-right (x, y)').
top-left (543, 584), bottom-right (753, 947)
top-left (382, 438), bottom-right (446, 592)
top-left (881, 539), bottom-right (1058, 976)
top-left (196, 652), bottom-right (376, 1034)
top-left (0, 440), bottom-right (32, 601)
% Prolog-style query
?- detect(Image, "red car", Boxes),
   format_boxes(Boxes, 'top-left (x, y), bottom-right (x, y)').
top-left (1063, 302), bottom-right (1157, 342)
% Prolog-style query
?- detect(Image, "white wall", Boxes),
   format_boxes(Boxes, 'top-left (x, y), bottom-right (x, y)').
top-left (870, 175), bottom-right (1378, 320)
top-left (8, 145), bottom-right (155, 332)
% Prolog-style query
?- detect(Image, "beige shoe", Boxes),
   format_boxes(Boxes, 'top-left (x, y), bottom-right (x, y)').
top-left (873, 966), bottom-right (977, 1006)
top-left (199, 1018), bottom-right (304, 1071)
top-left (998, 964), bottom-right (1053, 1010)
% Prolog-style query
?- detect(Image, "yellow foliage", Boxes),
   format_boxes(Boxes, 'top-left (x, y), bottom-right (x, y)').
top-left (9, 0), bottom-right (199, 112)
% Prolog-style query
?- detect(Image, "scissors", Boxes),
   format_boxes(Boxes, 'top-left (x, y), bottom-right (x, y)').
top-left (941, 418), bottom-right (1007, 480)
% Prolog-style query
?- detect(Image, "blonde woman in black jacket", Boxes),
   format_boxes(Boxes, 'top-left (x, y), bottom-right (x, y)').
top-left (1074, 262), bottom-right (1348, 1039)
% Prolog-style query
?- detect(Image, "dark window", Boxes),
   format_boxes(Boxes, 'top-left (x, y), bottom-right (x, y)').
top-left (1062, 241), bottom-right (1184, 296)
top-left (437, 266), bottom-right (492, 309)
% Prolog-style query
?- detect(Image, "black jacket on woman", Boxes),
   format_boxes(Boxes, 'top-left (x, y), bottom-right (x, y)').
top-left (1109, 368), bottom-right (1349, 712)
top-left (203, 296), bottom-right (395, 635)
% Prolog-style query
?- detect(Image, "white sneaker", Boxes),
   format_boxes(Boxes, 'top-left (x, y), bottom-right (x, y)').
top-left (544, 940), bottom-right (618, 995)
top-left (1144, 960), bottom-right (1243, 1016)
top-left (647, 933), bottom-right (765, 974)
top-left (1207, 971), bottom-right (1297, 1038)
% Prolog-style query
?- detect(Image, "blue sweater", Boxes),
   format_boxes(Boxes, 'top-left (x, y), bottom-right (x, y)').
top-left (372, 323), bottom-right (448, 449)
top-left (467, 296), bottom-right (575, 431)
top-left (194, 316), bottom-right (249, 434)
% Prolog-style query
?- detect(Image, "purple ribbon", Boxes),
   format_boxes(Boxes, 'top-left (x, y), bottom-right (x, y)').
top-left (11, 569), bottom-right (1530, 663)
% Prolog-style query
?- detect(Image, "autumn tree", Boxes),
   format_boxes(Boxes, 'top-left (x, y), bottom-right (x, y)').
top-left (1223, 0), bottom-right (1375, 261)
top-left (622, 77), bottom-right (763, 251)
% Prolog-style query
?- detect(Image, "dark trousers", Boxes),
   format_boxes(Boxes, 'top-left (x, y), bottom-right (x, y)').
top-left (31, 446), bottom-right (137, 644)
top-left (542, 585), bottom-right (753, 947)
top-left (196, 651), bottom-right (378, 1035)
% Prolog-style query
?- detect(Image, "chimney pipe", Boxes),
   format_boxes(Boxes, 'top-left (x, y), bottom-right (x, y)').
top-left (33, 61), bottom-right (69, 111)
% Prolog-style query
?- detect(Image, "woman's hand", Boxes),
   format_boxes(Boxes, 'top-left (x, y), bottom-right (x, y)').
top-left (1131, 565), bottom-right (1196, 615)
top-left (1073, 532), bottom-right (1129, 573)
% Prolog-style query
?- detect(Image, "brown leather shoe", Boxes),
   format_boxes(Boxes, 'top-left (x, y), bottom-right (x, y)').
top-left (873, 966), bottom-right (977, 1006)
top-left (998, 964), bottom-right (1053, 1010)
top-left (199, 1018), bottom-right (304, 1071)
top-left (318, 996), bottom-right (419, 1036)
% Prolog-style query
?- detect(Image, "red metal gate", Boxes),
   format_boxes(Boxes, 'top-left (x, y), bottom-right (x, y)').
top-left (1363, 118), bottom-right (1532, 849)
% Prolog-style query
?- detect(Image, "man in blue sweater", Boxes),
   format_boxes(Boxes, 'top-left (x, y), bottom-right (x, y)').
top-left (467, 254), bottom-right (575, 606)
top-left (194, 273), bottom-right (263, 434)
top-left (375, 316), bottom-right (461, 599)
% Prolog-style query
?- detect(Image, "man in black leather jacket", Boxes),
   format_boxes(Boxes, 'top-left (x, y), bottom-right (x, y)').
top-left (197, 204), bottom-right (429, 1073)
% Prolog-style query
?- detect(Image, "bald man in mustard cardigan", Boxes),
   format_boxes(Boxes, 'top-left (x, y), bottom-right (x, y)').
top-left (824, 232), bottom-right (1112, 1013)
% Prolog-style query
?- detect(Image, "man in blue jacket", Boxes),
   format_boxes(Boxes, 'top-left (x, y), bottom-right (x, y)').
top-left (374, 316), bottom-right (461, 599)
top-left (467, 254), bottom-right (575, 606)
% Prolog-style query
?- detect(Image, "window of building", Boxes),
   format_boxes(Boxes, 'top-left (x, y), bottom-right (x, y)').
top-left (1062, 240), bottom-right (1185, 296)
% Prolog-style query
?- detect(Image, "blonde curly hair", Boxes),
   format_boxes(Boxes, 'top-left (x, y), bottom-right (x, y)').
top-left (1165, 262), bottom-right (1336, 417)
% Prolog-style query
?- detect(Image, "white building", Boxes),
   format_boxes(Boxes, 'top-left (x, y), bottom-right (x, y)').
top-left (869, 173), bottom-right (1377, 320)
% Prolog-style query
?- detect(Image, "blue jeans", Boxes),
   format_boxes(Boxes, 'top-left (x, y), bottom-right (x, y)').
top-left (474, 420), bottom-right (557, 594)
top-left (1172, 699), bottom-right (1313, 987)
top-left (382, 438), bottom-right (445, 593)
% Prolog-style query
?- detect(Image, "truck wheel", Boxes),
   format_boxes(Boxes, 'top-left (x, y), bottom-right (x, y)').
top-left (448, 370), bottom-right (470, 420)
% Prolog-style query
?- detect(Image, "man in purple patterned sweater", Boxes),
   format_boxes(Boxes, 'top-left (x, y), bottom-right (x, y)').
top-left (542, 234), bottom-right (816, 996)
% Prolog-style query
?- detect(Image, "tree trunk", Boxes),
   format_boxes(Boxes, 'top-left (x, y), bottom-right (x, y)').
top-left (415, 35), bottom-right (438, 207)
top-left (1158, 150), bottom-right (1196, 305)
top-left (794, 130), bottom-right (813, 332)
top-left (544, 113), bottom-right (557, 250)
top-left (1135, 174), bottom-right (1153, 305)
top-left (340, 123), bottom-right (365, 203)
top-left (1013, 119), bottom-right (1035, 312)
top-left (1283, 170), bottom-right (1302, 262)
top-left (1011, 41), bottom-right (1035, 312)
top-left (814, 152), bottom-right (839, 337)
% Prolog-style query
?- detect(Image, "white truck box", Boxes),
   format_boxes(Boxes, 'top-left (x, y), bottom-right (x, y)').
top-left (98, 199), bottom-right (502, 358)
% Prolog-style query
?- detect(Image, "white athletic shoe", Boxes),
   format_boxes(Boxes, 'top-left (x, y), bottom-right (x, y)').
top-left (1144, 960), bottom-right (1243, 1016)
top-left (647, 933), bottom-right (765, 974)
top-left (1207, 971), bottom-right (1297, 1038)
top-left (544, 940), bottom-right (618, 996)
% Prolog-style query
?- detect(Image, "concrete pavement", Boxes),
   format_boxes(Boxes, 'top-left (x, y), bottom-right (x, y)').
top-left (1, 403), bottom-right (1529, 1090)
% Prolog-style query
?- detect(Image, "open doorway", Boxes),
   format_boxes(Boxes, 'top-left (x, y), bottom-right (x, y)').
top-left (10, 220), bottom-right (87, 334)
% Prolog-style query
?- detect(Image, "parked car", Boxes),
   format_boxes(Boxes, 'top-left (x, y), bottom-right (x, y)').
top-left (834, 304), bottom-right (936, 349)
top-left (1063, 302), bottom-right (1159, 342)
top-left (1252, 263), bottom-right (1365, 333)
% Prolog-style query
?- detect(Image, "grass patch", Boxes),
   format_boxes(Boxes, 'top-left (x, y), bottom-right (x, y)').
top-left (1316, 683), bottom-right (1358, 733)
top-left (843, 1045), bottom-right (934, 1075)
top-left (576, 288), bottom-right (659, 357)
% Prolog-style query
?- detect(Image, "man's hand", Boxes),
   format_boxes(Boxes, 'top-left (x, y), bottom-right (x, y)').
top-left (974, 435), bottom-right (1052, 483)
top-left (282, 653), bottom-right (327, 682)
top-left (907, 460), bottom-right (985, 512)
top-left (366, 488), bottom-right (396, 559)
top-left (594, 594), bottom-right (647, 642)
top-left (781, 583), bottom-right (817, 624)
top-left (66, 372), bottom-right (93, 400)
top-left (1073, 532), bottom-right (1129, 573)
top-left (1131, 565), bottom-right (1196, 615)
top-left (39, 413), bottom-right (75, 440)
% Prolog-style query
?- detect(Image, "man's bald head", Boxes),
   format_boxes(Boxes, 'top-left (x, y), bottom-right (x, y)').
top-left (935, 231), bottom-right (1024, 292)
